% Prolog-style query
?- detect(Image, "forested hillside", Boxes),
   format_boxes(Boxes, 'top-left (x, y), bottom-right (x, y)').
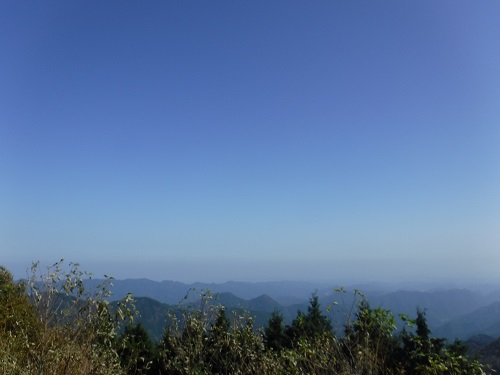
top-left (84, 277), bottom-right (500, 342)
top-left (1, 262), bottom-right (491, 374)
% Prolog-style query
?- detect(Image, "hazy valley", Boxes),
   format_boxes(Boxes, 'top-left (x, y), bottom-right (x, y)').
top-left (90, 278), bottom-right (500, 343)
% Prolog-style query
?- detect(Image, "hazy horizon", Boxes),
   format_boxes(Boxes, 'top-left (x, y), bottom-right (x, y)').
top-left (7, 257), bottom-right (500, 290)
top-left (2, 2), bottom-right (499, 286)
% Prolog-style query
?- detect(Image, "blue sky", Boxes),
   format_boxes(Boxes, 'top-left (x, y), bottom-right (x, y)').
top-left (1, 1), bottom-right (499, 283)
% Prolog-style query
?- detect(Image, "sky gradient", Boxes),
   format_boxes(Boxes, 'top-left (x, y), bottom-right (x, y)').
top-left (1, 1), bottom-right (499, 284)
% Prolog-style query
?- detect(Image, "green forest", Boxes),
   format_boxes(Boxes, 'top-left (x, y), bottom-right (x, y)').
top-left (0, 262), bottom-right (493, 374)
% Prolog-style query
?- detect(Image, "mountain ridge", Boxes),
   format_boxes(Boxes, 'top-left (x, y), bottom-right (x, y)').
top-left (102, 279), bottom-right (500, 343)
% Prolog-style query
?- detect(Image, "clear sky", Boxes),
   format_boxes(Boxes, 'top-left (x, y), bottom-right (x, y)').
top-left (1, 1), bottom-right (499, 284)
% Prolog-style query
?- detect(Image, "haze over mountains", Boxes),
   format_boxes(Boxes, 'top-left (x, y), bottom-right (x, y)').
top-left (87, 278), bottom-right (500, 343)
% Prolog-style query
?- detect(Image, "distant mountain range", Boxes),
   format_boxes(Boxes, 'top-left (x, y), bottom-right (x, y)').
top-left (90, 278), bottom-right (500, 342)
top-left (434, 301), bottom-right (500, 339)
top-left (91, 278), bottom-right (335, 305)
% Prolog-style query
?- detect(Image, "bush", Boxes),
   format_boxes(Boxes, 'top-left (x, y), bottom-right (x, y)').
top-left (0, 260), bottom-right (134, 375)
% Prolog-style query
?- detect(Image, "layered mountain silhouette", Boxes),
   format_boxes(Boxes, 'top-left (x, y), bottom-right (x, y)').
top-left (91, 278), bottom-right (500, 342)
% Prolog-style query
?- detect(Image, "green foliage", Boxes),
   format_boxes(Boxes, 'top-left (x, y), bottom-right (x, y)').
top-left (0, 265), bottom-right (489, 375)
top-left (158, 291), bottom-right (277, 374)
top-left (398, 309), bottom-right (486, 375)
top-left (118, 323), bottom-right (157, 375)
top-left (286, 292), bottom-right (333, 344)
top-left (0, 260), bottom-right (134, 375)
top-left (263, 311), bottom-right (287, 351)
top-left (337, 289), bottom-right (486, 375)
top-left (342, 299), bottom-right (399, 374)
top-left (0, 266), bottom-right (40, 373)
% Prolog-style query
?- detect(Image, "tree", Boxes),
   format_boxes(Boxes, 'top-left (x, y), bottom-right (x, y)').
top-left (305, 293), bottom-right (333, 336)
top-left (399, 308), bottom-right (485, 375)
top-left (264, 311), bottom-right (287, 351)
top-left (287, 292), bottom-right (333, 343)
top-left (0, 266), bottom-right (40, 371)
top-left (117, 323), bottom-right (157, 375)
top-left (415, 308), bottom-right (430, 340)
top-left (206, 306), bottom-right (232, 373)
top-left (0, 266), bottom-right (38, 336)
top-left (1, 261), bottom-right (134, 375)
top-left (341, 299), bottom-right (399, 374)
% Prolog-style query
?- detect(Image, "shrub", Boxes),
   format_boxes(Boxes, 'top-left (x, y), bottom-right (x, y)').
top-left (0, 260), bottom-right (134, 375)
